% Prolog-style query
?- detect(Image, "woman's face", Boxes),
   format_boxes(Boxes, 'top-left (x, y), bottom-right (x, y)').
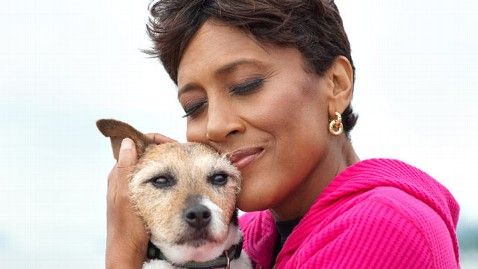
top-left (177, 20), bottom-right (334, 213)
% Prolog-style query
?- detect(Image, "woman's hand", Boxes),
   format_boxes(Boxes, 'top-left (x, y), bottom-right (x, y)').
top-left (105, 133), bottom-right (175, 269)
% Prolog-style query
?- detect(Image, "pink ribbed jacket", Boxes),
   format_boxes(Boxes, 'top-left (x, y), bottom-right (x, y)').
top-left (239, 159), bottom-right (460, 269)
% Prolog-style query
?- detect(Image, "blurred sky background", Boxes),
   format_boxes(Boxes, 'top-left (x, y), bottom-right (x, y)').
top-left (1, 0), bottom-right (477, 268)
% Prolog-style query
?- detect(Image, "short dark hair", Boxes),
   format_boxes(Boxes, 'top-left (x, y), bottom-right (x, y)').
top-left (146, 0), bottom-right (358, 136)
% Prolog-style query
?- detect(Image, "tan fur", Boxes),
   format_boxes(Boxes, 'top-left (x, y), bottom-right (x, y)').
top-left (96, 119), bottom-right (244, 264)
top-left (130, 143), bottom-right (240, 245)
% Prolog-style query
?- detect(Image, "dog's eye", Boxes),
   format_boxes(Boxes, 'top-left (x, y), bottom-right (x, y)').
top-left (149, 175), bottom-right (175, 189)
top-left (208, 173), bottom-right (228, 186)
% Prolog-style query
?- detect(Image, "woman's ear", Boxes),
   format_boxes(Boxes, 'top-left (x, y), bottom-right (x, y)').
top-left (326, 56), bottom-right (354, 116)
top-left (96, 119), bottom-right (153, 160)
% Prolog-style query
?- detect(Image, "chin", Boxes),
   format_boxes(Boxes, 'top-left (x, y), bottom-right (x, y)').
top-left (237, 192), bottom-right (271, 212)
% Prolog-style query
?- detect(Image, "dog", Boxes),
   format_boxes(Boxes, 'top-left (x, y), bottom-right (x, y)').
top-left (97, 119), bottom-right (252, 269)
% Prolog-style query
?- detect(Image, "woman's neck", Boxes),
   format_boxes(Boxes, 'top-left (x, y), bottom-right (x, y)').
top-left (270, 137), bottom-right (359, 221)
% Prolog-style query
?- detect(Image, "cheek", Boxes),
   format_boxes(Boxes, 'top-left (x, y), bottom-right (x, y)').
top-left (237, 83), bottom-right (330, 210)
top-left (246, 79), bottom-right (326, 137)
top-left (261, 86), bottom-right (329, 180)
top-left (132, 186), bottom-right (187, 241)
top-left (186, 119), bottom-right (206, 142)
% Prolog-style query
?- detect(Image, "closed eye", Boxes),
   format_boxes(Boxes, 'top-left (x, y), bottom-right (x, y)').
top-left (182, 98), bottom-right (207, 118)
top-left (180, 77), bottom-right (265, 118)
top-left (229, 77), bottom-right (265, 95)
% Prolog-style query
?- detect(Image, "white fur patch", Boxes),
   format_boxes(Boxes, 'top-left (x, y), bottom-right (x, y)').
top-left (153, 226), bottom-right (242, 264)
top-left (142, 259), bottom-right (175, 269)
top-left (201, 197), bottom-right (226, 239)
top-left (143, 244), bottom-right (251, 269)
top-left (151, 197), bottom-right (240, 264)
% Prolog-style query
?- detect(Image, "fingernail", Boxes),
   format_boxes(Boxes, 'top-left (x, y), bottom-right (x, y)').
top-left (121, 138), bottom-right (133, 151)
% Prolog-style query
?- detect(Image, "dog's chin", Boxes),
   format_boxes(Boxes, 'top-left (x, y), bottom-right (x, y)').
top-left (175, 229), bottom-right (219, 247)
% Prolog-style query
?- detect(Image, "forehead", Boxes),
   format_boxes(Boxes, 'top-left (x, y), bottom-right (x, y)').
top-left (140, 143), bottom-right (216, 163)
top-left (135, 143), bottom-right (236, 177)
top-left (177, 20), bottom-right (269, 83)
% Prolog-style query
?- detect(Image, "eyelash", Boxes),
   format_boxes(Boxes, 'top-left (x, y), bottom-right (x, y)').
top-left (182, 99), bottom-right (207, 118)
top-left (229, 77), bottom-right (265, 95)
top-left (181, 77), bottom-right (265, 118)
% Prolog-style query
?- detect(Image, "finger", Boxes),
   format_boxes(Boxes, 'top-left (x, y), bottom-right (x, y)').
top-left (116, 138), bottom-right (138, 170)
top-left (144, 133), bottom-right (176, 144)
top-left (114, 138), bottom-right (137, 199)
top-left (108, 139), bottom-right (137, 207)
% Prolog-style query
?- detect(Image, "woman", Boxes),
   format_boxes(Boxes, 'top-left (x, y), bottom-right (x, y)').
top-left (106, 1), bottom-right (460, 268)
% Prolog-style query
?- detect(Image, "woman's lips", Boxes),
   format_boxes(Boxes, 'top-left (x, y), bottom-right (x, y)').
top-left (227, 147), bottom-right (264, 169)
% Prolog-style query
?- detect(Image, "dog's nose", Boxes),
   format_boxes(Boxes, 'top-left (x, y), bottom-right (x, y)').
top-left (184, 205), bottom-right (211, 229)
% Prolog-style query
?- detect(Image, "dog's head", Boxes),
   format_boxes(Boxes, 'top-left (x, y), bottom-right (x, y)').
top-left (96, 119), bottom-right (241, 251)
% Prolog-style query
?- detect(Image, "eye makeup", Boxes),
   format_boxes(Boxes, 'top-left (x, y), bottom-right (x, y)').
top-left (229, 77), bottom-right (265, 95)
top-left (182, 97), bottom-right (207, 118)
top-left (179, 71), bottom-right (273, 118)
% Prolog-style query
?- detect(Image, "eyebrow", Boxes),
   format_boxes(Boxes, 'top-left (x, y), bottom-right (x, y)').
top-left (178, 58), bottom-right (266, 97)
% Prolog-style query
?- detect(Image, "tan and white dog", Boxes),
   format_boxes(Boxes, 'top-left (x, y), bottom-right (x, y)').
top-left (97, 119), bottom-right (251, 269)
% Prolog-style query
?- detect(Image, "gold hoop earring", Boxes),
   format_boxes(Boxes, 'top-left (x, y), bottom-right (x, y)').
top-left (329, 112), bottom-right (343, 136)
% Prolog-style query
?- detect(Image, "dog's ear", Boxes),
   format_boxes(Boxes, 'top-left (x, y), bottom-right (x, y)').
top-left (96, 119), bottom-right (153, 160)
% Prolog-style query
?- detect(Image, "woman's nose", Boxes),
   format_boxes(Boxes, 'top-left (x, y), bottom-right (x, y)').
top-left (206, 101), bottom-right (245, 142)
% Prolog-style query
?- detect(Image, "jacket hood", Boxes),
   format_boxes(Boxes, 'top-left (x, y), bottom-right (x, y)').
top-left (240, 158), bottom-right (460, 268)
top-left (322, 159), bottom-right (459, 255)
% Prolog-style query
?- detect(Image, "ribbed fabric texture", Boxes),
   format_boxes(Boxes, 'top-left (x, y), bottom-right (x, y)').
top-left (239, 159), bottom-right (460, 269)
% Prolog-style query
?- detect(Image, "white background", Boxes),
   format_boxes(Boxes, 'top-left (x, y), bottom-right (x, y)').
top-left (1, 0), bottom-right (477, 268)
